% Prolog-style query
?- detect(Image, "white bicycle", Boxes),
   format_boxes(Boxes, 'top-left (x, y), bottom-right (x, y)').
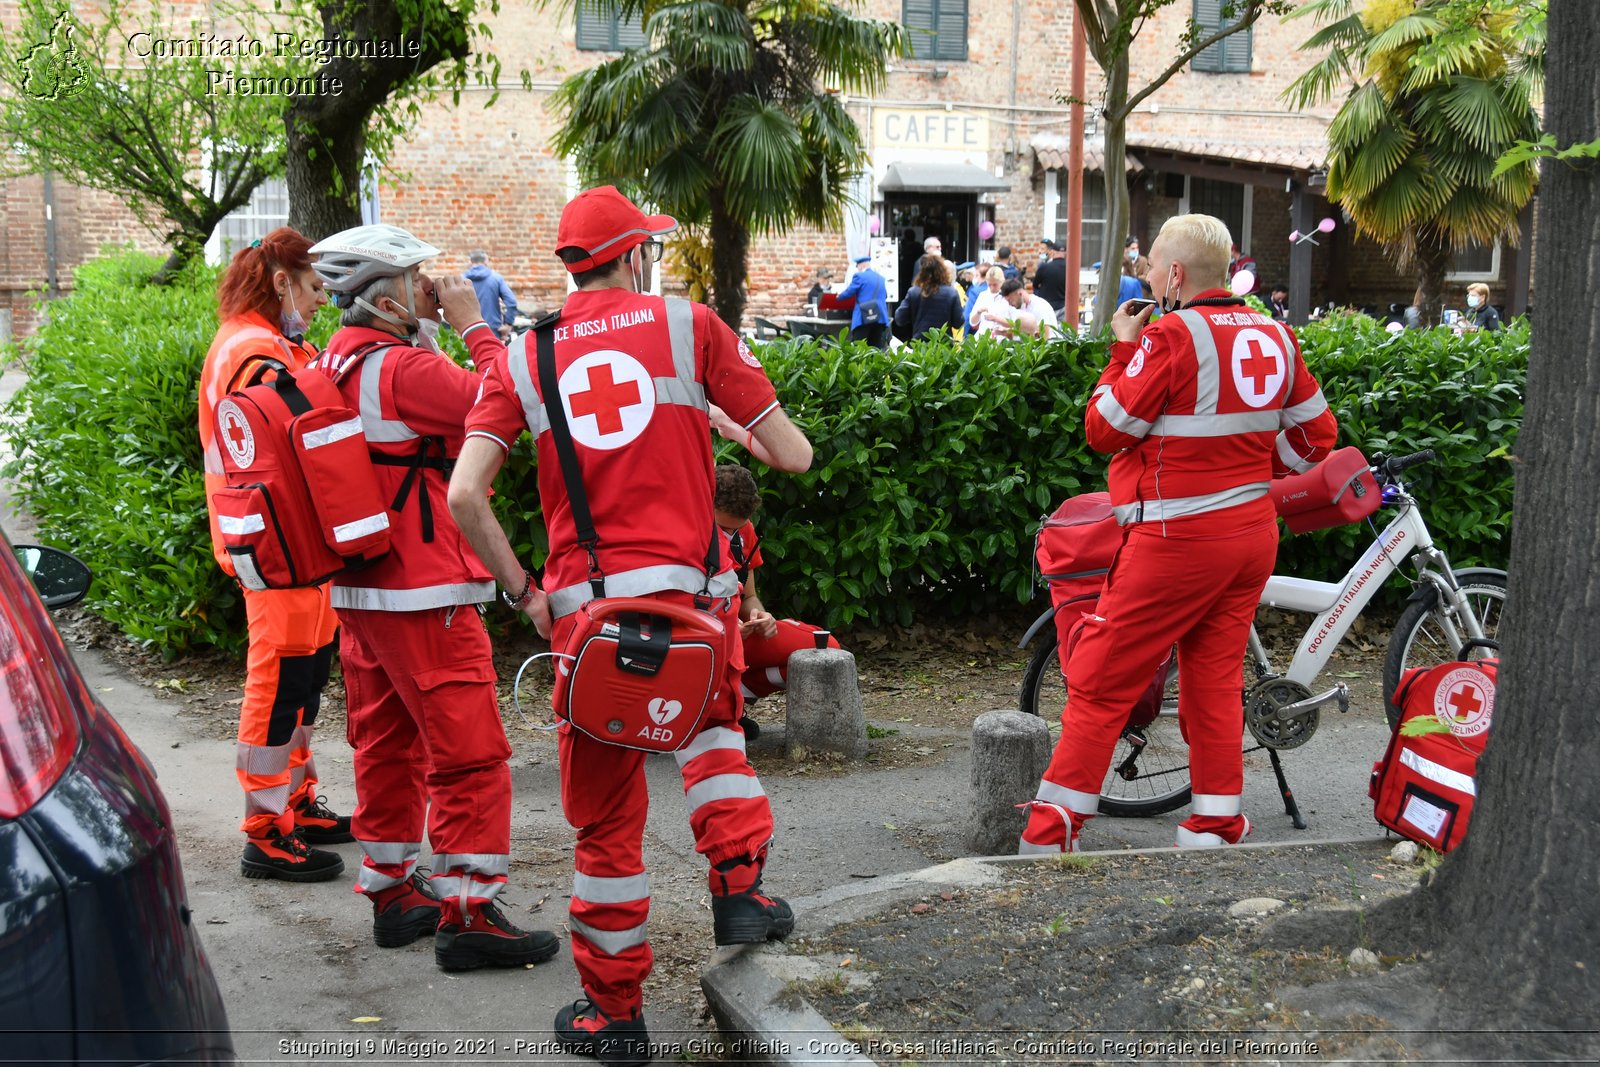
top-left (1017, 449), bottom-right (1508, 825)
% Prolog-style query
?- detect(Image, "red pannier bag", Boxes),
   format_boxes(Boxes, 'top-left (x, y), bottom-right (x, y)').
top-left (1370, 642), bottom-right (1498, 853)
top-left (212, 358), bottom-right (392, 590)
top-left (554, 597), bottom-right (727, 754)
top-left (1271, 446), bottom-right (1380, 535)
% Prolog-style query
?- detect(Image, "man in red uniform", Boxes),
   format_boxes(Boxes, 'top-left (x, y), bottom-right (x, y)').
top-left (1020, 214), bottom-right (1337, 853)
top-left (711, 463), bottom-right (840, 737)
top-left (309, 224), bottom-right (559, 971)
top-left (449, 186), bottom-right (813, 1066)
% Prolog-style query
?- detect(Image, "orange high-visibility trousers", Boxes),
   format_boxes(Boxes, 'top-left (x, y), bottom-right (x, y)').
top-left (236, 583), bottom-right (339, 837)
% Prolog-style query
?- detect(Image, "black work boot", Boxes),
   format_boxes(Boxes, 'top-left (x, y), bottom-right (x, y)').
top-left (293, 794), bottom-right (354, 845)
top-left (554, 997), bottom-right (649, 1066)
top-left (369, 870), bottom-right (441, 948)
top-left (240, 830), bottom-right (345, 882)
top-left (710, 856), bottom-right (794, 945)
top-left (434, 900), bottom-right (560, 972)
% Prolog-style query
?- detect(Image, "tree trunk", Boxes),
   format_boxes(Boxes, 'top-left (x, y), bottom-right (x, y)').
top-left (1092, 57), bottom-right (1131, 333)
top-left (707, 187), bottom-right (749, 331)
top-left (1413, 0), bottom-right (1600, 1031)
top-left (1413, 228), bottom-right (1450, 328)
top-left (286, 110), bottom-right (367, 240)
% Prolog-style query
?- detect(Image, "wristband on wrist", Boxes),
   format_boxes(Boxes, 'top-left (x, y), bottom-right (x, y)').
top-left (744, 428), bottom-right (755, 449)
top-left (501, 571), bottom-right (535, 610)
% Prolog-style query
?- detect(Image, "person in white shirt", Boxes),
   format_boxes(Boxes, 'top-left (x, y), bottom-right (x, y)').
top-left (968, 265), bottom-right (1009, 336)
top-left (980, 277), bottom-right (1059, 338)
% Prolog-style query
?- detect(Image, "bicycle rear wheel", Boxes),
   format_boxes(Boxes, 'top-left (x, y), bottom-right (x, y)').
top-left (1382, 574), bottom-right (1508, 729)
top-left (1018, 624), bottom-right (1193, 817)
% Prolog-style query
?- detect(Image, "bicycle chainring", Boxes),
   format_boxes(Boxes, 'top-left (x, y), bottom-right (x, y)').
top-left (1245, 677), bottom-right (1319, 750)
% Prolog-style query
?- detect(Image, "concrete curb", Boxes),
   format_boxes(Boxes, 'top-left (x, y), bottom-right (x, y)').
top-left (700, 837), bottom-right (1391, 1066)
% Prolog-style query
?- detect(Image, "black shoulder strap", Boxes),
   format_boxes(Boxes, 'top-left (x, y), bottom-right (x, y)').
top-left (227, 356), bottom-right (290, 393)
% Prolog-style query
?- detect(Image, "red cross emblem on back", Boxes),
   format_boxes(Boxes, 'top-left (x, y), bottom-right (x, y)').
top-left (569, 363), bottom-right (644, 436)
top-left (1239, 344), bottom-right (1279, 392)
top-left (1447, 683), bottom-right (1483, 722)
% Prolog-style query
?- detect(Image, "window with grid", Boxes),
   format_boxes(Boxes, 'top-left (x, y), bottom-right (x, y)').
top-left (209, 177), bottom-right (289, 265)
top-left (576, 0), bottom-right (646, 50)
top-left (1191, 0), bottom-right (1252, 73)
top-left (1187, 177), bottom-right (1246, 246)
top-left (1448, 240), bottom-right (1501, 281)
top-left (1053, 171), bottom-right (1108, 269)
top-left (903, 0), bottom-right (968, 61)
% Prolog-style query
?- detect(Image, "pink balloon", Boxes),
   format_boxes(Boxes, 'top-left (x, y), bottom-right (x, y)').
top-left (868, 216), bottom-right (881, 235)
top-left (1288, 231), bottom-right (1301, 243)
top-left (1318, 217), bottom-right (1337, 233)
top-left (978, 220), bottom-right (996, 241)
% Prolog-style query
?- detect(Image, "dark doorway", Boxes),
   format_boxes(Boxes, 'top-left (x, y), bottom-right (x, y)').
top-left (887, 195), bottom-right (977, 293)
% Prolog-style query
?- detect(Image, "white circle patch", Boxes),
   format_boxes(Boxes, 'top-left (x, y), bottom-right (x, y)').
top-left (558, 350), bottom-right (655, 450)
top-left (217, 399), bottom-right (256, 469)
top-left (738, 339), bottom-right (762, 368)
top-left (1230, 328), bottom-right (1287, 408)
top-left (1432, 666), bottom-right (1494, 738)
top-left (1127, 350), bottom-right (1146, 377)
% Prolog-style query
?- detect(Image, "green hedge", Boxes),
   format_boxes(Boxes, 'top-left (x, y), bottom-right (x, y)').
top-left (2, 251), bottom-right (1527, 655)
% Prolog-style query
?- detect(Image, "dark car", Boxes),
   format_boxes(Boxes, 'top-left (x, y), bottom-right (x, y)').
top-left (0, 536), bottom-right (234, 1063)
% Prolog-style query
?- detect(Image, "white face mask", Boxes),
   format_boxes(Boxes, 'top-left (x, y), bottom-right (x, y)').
top-left (416, 316), bottom-right (442, 353)
top-left (279, 288), bottom-right (308, 341)
top-left (1466, 294), bottom-right (1482, 309)
top-left (1126, 248), bottom-right (1138, 262)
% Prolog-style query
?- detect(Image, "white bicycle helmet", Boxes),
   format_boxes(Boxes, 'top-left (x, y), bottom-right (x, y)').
top-left (310, 224), bottom-right (440, 295)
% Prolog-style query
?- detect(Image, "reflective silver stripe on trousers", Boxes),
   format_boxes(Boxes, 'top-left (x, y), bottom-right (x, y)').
top-left (238, 740), bottom-right (293, 776)
top-left (684, 773), bottom-right (766, 815)
top-left (242, 784), bottom-right (289, 818)
top-left (1190, 793), bottom-right (1243, 817)
top-left (1176, 826), bottom-right (1233, 848)
top-left (1036, 780), bottom-right (1099, 816)
top-left (433, 853), bottom-right (511, 877)
top-left (568, 916), bottom-right (649, 957)
top-left (301, 416), bottom-right (364, 449)
top-left (573, 871), bottom-right (651, 905)
top-left (1093, 385), bottom-right (1153, 438)
top-left (1018, 840), bottom-right (1062, 856)
top-left (1113, 482), bottom-right (1270, 525)
top-left (288, 723), bottom-right (314, 792)
top-left (1171, 309), bottom-right (1221, 415)
top-left (673, 726), bottom-right (747, 767)
top-left (331, 581), bottom-right (496, 612)
top-left (219, 513), bottom-right (266, 535)
top-left (546, 566), bottom-right (740, 620)
top-left (1148, 410), bottom-right (1284, 437)
top-left (358, 350), bottom-right (419, 443)
top-left (332, 512), bottom-right (391, 543)
top-left (359, 841), bottom-right (423, 867)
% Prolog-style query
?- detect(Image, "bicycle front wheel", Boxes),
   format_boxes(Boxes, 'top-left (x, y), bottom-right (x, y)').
top-left (1018, 625), bottom-right (1193, 817)
top-left (1382, 574), bottom-right (1508, 729)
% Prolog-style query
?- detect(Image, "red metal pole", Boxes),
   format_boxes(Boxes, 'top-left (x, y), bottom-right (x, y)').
top-left (1065, 7), bottom-right (1087, 330)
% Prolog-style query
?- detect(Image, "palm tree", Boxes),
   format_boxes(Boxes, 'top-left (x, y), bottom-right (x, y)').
top-left (550, 0), bottom-right (905, 329)
top-left (1285, 0), bottom-right (1543, 323)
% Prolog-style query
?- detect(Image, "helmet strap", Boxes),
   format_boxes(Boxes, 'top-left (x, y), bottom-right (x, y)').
top-left (353, 269), bottom-right (420, 339)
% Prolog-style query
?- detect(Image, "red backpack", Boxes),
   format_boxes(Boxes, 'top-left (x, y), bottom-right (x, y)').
top-left (210, 348), bottom-right (393, 589)
top-left (1370, 639), bottom-right (1499, 852)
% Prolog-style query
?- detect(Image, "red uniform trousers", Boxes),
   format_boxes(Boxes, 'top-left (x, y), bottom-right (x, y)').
top-left (739, 619), bottom-right (839, 700)
top-left (557, 591), bottom-right (773, 1018)
top-left (339, 605), bottom-right (513, 920)
top-left (1023, 502), bottom-right (1278, 851)
top-left (236, 585), bottom-right (339, 836)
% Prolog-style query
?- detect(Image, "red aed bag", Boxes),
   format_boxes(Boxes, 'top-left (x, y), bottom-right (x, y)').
top-left (1271, 447), bottom-right (1380, 535)
top-left (554, 597), bottom-right (727, 753)
top-left (212, 357), bottom-right (392, 590)
top-left (1370, 644), bottom-right (1498, 852)
top-left (1036, 492), bottom-right (1120, 598)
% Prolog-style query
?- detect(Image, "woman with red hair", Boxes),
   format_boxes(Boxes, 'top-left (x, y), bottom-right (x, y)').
top-left (199, 227), bottom-right (352, 883)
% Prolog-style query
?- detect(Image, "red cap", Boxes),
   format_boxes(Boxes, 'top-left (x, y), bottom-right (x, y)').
top-left (555, 185), bottom-right (677, 273)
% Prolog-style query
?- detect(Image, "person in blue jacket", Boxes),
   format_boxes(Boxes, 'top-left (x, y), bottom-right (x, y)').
top-left (464, 250), bottom-right (520, 340)
top-left (838, 254), bottom-right (889, 349)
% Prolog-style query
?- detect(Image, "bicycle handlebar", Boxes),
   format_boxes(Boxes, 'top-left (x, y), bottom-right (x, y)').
top-left (1371, 448), bottom-right (1436, 487)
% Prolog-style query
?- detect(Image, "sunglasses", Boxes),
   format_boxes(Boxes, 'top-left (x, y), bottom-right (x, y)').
top-left (637, 239), bottom-right (664, 264)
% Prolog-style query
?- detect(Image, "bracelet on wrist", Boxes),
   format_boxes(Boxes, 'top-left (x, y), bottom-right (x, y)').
top-left (501, 571), bottom-right (535, 610)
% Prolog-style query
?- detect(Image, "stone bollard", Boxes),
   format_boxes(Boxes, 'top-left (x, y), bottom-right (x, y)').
top-left (785, 643), bottom-right (868, 762)
top-left (967, 710), bottom-right (1052, 856)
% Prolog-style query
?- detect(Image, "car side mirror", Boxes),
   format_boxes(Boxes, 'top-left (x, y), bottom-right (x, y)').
top-left (13, 545), bottom-right (93, 609)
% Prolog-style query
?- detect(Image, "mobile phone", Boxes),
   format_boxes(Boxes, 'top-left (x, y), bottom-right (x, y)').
top-left (1123, 298), bottom-right (1157, 314)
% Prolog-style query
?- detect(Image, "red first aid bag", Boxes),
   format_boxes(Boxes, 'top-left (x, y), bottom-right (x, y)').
top-left (1370, 643), bottom-right (1498, 852)
top-left (554, 598), bottom-right (727, 753)
top-left (1271, 447), bottom-right (1380, 535)
top-left (1036, 492), bottom-right (1120, 599)
top-left (211, 356), bottom-right (392, 590)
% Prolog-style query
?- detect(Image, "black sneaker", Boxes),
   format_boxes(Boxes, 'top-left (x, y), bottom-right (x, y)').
top-left (370, 870), bottom-right (441, 948)
top-left (712, 882), bottom-right (795, 945)
top-left (738, 714), bottom-right (761, 741)
top-left (293, 794), bottom-right (354, 844)
top-left (554, 998), bottom-right (649, 1066)
top-left (240, 831), bottom-right (345, 883)
top-left (434, 900), bottom-right (560, 972)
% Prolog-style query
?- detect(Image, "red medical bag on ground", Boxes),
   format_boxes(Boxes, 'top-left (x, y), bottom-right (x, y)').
top-left (1271, 447), bottom-right (1380, 535)
top-left (1370, 640), bottom-right (1499, 852)
top-left (211, 353), bottom-right (392, 589)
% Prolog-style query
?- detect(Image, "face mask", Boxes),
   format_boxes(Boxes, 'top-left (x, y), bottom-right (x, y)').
top-left (416, 316), bottom-right (442, 353)
top-left (1160, 268), bottom-right (1180, 313)
top-left (1466, 295), bottom-right (1481, 309)
top-left (279, 288), bottom-right (308, 341)
top-left (1126, 248), bottom-right (1138, 262)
